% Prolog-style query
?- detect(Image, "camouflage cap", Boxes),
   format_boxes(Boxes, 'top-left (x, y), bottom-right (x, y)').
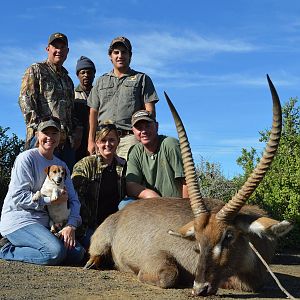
top-left (48, 32), bottom-right (68, 46)
top-left (131, 110), bottom-right (155, 127)
top-left (108, 36), bottom-right (132, 54)
top-left (37, 116), bottom-right (61, 132)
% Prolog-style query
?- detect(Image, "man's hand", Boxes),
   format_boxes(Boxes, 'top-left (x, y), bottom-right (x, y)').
top-left (126, 182), bottom-right (161, 199)
top-left (138, 188), bottom-right (161, 199)
top-left (87, 140), bottom-right (96, 155)
top-left (88, 108), bottom-right (98, 155)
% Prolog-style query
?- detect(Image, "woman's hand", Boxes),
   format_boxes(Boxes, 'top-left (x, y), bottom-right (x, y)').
top-left (58, 225), bottom-right (76, 249)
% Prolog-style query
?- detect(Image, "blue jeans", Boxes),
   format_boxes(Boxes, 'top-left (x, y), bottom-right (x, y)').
top-left (0, 223), bottom-right (85, 266)
top-left (118, 197), bottom-right (136, 210)
top-left (79, 227), bottom-right (95, 250)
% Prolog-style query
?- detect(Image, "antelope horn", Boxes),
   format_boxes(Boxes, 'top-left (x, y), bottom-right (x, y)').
top-left (216, 75), bottom-right (282, 222)
top-left (164, 92), bottom-right (208, 218)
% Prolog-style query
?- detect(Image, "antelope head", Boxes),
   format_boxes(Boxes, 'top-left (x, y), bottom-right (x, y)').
top-left (166, 75), bottom-right (290, 295)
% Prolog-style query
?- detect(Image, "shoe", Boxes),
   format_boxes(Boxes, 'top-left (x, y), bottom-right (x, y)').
top-left (0, 237), bottom-right (9, 247)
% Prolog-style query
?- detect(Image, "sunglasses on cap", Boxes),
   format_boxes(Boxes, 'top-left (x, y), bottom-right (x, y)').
top-left (96, 123), bottom-right (123, 137)
top-left (97, 123), bottom-right (117, 131)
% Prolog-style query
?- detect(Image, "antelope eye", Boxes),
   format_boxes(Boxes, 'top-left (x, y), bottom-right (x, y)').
top-left (226, 231), bottom-right (233, 240)
top-left (221, 230), bottom-right (236, 249)
top-left (225, 230), bottom-right (234, 242)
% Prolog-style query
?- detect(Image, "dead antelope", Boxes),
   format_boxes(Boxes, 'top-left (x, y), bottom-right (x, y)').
top-left (85, 75), bottom-right (292, 296)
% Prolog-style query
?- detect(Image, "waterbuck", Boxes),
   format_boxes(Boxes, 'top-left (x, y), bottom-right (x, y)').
top-left (85, 75), bottom-right (292, 296)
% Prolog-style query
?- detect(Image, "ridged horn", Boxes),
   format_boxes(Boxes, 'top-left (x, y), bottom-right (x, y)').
top-left (216, 74), bottom-right (282, 222)
top-left (164, 92), bottom-right (208, 218)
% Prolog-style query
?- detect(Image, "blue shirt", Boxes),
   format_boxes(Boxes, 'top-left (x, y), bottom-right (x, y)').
top-left (0, 148), bottom-right (81, 235)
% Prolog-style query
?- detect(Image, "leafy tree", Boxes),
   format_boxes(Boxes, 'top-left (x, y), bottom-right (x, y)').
top-left (196, 156), bottom-right (236, 201)
top-left (235, 97), bottom-right (300, 249)
top-left (0, 127), bottom-right (24, 210)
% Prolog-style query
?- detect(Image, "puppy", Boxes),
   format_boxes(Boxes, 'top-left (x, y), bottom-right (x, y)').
top-left (33, 165), bottom-right (70, 233)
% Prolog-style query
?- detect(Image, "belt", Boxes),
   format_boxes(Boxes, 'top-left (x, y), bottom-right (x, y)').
top-left (117, 129), bottom-right (133, 137)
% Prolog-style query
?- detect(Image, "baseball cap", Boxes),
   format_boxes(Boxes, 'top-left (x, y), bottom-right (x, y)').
top-left (131, 110), bottom-right (155, 126)
top-left (37, 116), bottom-right (61, 132)
top-left (108, 36), bottom-right (132, 54)
top-left (48, 32), bottom-right (68, 46)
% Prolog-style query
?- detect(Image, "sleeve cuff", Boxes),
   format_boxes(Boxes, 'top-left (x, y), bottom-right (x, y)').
top-left (41, 196), bottom-right (51, 205)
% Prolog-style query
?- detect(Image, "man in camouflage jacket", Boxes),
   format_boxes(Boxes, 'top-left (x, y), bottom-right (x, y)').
top-left (18, 32), bottom-right (80, 171)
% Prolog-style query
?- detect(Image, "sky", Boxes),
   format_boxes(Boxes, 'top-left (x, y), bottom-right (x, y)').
top-left (1, 0), bottom-right (300, 178)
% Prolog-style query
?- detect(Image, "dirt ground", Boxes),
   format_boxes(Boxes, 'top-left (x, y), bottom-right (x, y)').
top-left (0, 251), bottom-right (299, 300)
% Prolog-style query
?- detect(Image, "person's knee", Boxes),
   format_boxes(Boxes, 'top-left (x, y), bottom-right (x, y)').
top-left (42, 242), bottom-right (67, 265)
top-left (118, 197), bottom-right (136, 210)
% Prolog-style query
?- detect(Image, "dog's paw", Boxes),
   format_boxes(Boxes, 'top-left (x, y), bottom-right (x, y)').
top-left (50, 223), bottom-right (64, 234)
top-left (32, 191), bottom-right (41, 202)
top-left (51, 189), bottom-right (59, 201)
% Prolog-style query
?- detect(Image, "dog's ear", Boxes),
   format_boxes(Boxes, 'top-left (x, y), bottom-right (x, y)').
top-left (44, 166), bottom-right (51, 175)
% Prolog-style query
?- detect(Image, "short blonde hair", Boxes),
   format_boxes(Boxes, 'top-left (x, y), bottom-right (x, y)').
top-left (95, 120), bottom-right (120, 142)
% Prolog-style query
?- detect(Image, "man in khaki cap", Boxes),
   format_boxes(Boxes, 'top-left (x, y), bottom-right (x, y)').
top-left (18, 32), bottom-right (81, 172)
top-left (118, 109), bottom-right (188, 209)
top-left (87, 36), bottom-right (159, 159)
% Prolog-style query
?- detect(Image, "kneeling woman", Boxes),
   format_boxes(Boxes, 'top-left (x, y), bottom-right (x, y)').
top-left (0, 117), bottom-right (85, 265)
top-left (72, 121), bottom-right (126, 249)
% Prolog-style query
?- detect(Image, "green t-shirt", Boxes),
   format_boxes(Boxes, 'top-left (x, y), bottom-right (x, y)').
top-left (126, 135), bottom-right (185, 197)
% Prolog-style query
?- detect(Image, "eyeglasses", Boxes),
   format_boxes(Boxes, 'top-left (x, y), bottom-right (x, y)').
top-left (38, 115), bottom-right (61, 126)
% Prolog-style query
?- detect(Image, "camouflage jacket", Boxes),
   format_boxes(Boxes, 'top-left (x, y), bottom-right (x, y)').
top-left (71, 154), bottom-right (127, 239)
top-left (18, 60), bottom-right (76, 145)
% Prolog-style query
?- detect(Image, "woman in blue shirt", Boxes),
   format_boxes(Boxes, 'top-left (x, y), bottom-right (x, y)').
top-left (0, 116), bottom-right (84, 265)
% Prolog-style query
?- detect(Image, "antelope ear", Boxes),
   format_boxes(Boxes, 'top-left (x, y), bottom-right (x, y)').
top-left (168, 220), bottom-right (195, 239)
top-left (248, 217), bottom-right (293, 238)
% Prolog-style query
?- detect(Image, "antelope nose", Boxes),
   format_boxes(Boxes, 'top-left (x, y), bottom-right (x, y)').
top-left (192, 282), bottom-right (215, 296)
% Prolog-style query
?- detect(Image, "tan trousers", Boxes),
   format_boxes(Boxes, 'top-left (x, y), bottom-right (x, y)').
top-left (116, 134), bottom-right (138, 160)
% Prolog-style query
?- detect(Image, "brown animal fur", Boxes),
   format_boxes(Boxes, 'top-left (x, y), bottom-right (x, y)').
top-left (85, 198), bottom-right (291, 294)
top-left (85, 78), bottom-right (292, 296)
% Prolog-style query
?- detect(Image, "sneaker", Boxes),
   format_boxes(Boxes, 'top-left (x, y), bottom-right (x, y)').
top-left (0, 237), bottom-right (9, 248)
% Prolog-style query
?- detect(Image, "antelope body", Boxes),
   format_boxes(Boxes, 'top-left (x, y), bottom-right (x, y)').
top-left (85, 76), bottom-right (293, 296)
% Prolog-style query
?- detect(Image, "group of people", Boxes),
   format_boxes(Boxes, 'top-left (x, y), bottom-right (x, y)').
top-left (0, 32), bottom-right (188, 266)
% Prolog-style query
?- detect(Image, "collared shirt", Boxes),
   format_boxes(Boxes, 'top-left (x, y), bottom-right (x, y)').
top-left (87, 68), bottom-right (159, 130)
top-left (126, 135), bottom-right (185, 197)
top-left (74, 84), bottom-right (90, 101)
top-left (18, 60), bottom-right (75, 144)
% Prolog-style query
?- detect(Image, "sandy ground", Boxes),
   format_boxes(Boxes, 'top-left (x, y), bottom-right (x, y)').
top-left (0, 252), bottom-right (299, 300)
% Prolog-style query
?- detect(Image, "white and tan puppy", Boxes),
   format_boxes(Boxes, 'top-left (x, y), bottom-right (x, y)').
top-left (33, 165), bottom-right (70, 233)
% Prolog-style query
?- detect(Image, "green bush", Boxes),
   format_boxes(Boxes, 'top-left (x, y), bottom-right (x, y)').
top-left (196, 156), bottom-right (236, 201)
top-left (0, 127), bottom-right (24, 211)
top-left (235, 98), bottom-right (300, 249)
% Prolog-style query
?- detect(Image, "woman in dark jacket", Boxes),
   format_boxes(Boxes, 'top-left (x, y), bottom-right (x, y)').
top-left (71, 121), bottom-right (126, 249)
